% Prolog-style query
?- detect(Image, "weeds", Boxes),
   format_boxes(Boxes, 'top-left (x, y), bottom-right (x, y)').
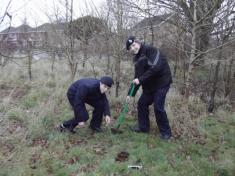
top-left (0, 60), bottom-right (234, 176)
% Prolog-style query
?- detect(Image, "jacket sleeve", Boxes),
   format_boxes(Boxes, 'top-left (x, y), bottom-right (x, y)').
top-left (138, 51), bottom-right (163, 84)
top-left (74, 85), bottom-right (89, 121)
top-left (103, 95), bottom-right (111, 116)
top-left (127, 57), bottom-right (146, 97)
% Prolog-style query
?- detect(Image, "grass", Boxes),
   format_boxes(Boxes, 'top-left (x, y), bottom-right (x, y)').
top-left (0, 59), bottom-right (234, 176)
top-left (1, 115), bottom-right (234, 176)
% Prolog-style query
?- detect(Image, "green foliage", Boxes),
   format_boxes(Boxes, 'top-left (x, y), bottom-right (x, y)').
top-left (41, 113), bottom-right (55, 130)
top-left (97, 159), bottom-right (128, 175)
top-left (0, 104), bottom-right (6, 113)
top-left (21, 97), bottom-right (37, 108)
top-left (20, 90), bottom-right (48, 109)
top-left (2, 109), bottom-right (235, 176)
top-left (0, 170), bottom-right (9, 176)
top-left (27, 112), bottom-right (56, 141)
top-left (39, 152), bottom-right (72, 175)
top-left (6, 108), bottom-right (25, 123)
top-left (45, 80), bottom-right (56, 88)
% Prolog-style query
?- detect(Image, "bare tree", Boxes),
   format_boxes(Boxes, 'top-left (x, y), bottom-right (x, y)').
top-left (107, 0), bottom-right (127, 97)
top-left (0, 0), bottom-right (13, 67)
top-left (0, 0), bottom-right (12, 26)
top-left (71, 15), bottom-right (107, 68)
top-left (98, 4), bottom-right (116, 75)
top-left (27, 38), bottom-right (33, 81)
top-left (65, 0), bottom-right (77, 81)
top-left (46, 0), bottom-right (77, 81)
top-left (44, 0), bottom-right (77, 80)
top-left (124, 0), bottom-right (225, 91)
top-left (208, 1), bottom-right (235, 112)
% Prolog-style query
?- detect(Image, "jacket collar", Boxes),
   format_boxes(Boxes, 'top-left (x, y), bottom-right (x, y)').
top-left (133, 43), bottom-right (145, 62)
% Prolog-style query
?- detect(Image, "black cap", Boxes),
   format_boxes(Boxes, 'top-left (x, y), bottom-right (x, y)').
top-left (100, 76), bottom-right (114, 87)
top-left (126, 36), bottom-right (135, 50)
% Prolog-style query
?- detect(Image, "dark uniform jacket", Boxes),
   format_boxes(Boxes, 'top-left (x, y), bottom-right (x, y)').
top-left (129, 43), bottom-right (172, 96)
top-left (68, 78), bottom-right (111, 117)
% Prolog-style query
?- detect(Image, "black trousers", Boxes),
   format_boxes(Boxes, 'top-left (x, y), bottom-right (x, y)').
top-left (63, 92), bottom-right (105, 129)
top-left (138, 86), bottom-right (172, 135)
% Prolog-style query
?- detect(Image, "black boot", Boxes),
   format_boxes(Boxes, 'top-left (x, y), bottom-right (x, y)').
top-left (58, 124), bottom-right (76, 134)
top-left (130, 126), bottom-right (149, 133)
top-left (89, 125), bottom-right (103, 132)
top-left (159, 133), bottom-right (172, 140)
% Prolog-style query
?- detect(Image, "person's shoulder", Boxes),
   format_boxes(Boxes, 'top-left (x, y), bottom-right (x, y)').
top-left (158, 48), bottom-right (167, 58)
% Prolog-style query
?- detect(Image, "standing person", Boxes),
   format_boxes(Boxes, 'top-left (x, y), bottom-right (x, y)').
top-left (126, 36), bottom-right (172, 139)
top-left (59, 76), bottom-right (114, 134)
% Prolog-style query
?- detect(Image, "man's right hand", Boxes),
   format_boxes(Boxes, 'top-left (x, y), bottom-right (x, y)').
top-left (132, 78), bottom-right (140, 85)
top-left (126, 96), bottom-right (131, 103)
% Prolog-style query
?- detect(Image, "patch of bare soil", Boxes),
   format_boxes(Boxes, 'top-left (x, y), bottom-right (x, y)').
top-left (92, 144), bottom-right (107, 155)
top-left (29, 153), bottom-right (41, 169)
top-left (0, 86), bottom-right (28, 100)
top-left (0, 141), bottom-right (15, 165)
top-left (0, 141), bottom-right (15, 156)
top-left (115, 151), bottom-right (129, 162)
top-left (31, 137), bottom-right (49, 148)
top-left (111, 127), bottom-right (123, 134)
top-left (66, 155), bottom-right (80, 165)
top-left (80, 163), bottom-right (97, 172)
top-left (69, 137), bottom-right (88, 146)
top-left (62, 137), bottom-right (88, 150)
top-left (0, 119), bottom-right (27, 139)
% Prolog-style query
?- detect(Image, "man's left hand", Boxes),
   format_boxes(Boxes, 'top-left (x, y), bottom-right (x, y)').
top-left (78, 122), bottom-right (85, 128)
top-left (133, 78), bottom-right (140, 85)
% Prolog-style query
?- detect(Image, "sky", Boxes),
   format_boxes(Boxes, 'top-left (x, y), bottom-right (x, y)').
top-left (0, 0), bottom-right (105, 31)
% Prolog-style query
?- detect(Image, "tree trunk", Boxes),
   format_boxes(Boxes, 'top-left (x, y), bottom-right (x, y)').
top-left (27, 41), bottom-right (32, 81)
top-left (115, 54), bottom-right (121, 97)
top-left (51, 50), bottom-right (56, 72)
top-left (184, 0), bottom-right (197, 99)
top-left (65, 0), bottom-right (77, 81)
top-left (208, 58), bottom-right (221, 113)
top-left (105, 36), bottom-right (111, 75)
top-left (114, 0), bottom-right (123, 97)
top-left (82, 37), bottom-right (88, 68)
top-left (224, 58), bottom-right (234, 97)
top-left (69, 61), bottom-right (77, 81)
top-left (0, 55), bottom-right (4, 67)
